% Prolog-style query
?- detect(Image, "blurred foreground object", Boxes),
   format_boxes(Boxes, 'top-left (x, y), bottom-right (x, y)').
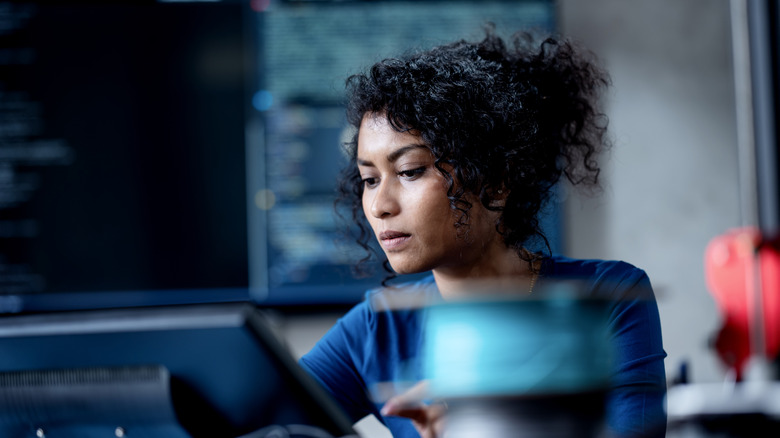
top-left (667, 377), bottom-right (780, 437)
top-left (423, 292), bottom-right (613, 438)
top-left (704, 227), bottom-right (780, 378)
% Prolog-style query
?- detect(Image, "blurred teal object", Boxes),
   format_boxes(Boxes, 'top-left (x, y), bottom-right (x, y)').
top-left (423, 293), bottom-right (613, 399)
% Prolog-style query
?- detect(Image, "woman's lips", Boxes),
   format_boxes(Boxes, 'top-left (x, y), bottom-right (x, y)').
top-left (379, 231), bottom-right (411, 250)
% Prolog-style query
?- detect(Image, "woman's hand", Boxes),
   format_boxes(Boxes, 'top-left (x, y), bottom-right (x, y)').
top-left (380, 381), bottom-right (446, 438)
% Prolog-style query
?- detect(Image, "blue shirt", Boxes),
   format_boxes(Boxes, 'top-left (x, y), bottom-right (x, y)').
top-left (301, 255), bottom-right (667, 437)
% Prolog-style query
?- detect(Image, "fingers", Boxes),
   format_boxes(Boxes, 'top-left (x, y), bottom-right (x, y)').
top-left (382, 405), bottom-right (430, 424)
top-left (381, 400), bottom-right (447, 438)
top-left (380, 380), bottom-right (431, 415)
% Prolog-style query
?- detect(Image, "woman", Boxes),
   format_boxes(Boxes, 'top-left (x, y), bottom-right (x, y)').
top-left (300, 29), bottom-right (666, 438)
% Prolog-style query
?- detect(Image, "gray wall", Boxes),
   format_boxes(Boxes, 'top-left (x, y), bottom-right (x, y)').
top-left (559, 0), bottom-right (740, 383)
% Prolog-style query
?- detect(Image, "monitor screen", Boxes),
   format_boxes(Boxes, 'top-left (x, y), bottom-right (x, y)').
top-left (1, 1), bottom-right (255, 311)
top-left (249, 0), bottom-right (559, 304)
top-left (0, 302), bottom-right (356, 438)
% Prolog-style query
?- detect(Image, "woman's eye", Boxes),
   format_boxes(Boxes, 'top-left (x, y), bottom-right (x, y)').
top-left (398, 167), bottom-right (426, 179)
top-left (361, 177), bottom-right (378, 188)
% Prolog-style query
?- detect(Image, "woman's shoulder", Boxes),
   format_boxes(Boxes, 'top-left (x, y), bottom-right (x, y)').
top-left (544, 254), bottom-right (646, 277)
top-left (542, 254), bottom-right (652, 299)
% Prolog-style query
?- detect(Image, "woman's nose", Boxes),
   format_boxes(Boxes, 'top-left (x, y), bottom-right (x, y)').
top-left (369, 180), bottom-right (400, 218)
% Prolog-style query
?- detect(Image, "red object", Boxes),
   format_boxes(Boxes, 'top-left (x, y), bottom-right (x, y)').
top-left (704, 227), bottom-right (780, 379)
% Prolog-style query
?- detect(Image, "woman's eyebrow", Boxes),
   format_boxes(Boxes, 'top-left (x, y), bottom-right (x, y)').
top-left (357, 144), bottom-right (428, 167)
top-left (387, 144), bottom-right (428, 163)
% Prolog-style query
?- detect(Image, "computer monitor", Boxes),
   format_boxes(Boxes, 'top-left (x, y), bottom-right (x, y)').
top-left (1, 0), bottom-right (558, 313)
top-left (0, 302), bottom-right (356, 438)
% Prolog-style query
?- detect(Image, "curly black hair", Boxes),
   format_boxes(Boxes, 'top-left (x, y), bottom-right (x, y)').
top-left (337, 28), bottom-right (610, 279)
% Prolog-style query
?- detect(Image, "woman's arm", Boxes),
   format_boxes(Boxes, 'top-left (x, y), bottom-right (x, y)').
top-left (299, 302), bottom-right (380, 424)
top-left (605, 269), bottom-right (667, 437)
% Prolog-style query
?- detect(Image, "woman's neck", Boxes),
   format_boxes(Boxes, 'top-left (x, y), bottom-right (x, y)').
top-left (431, 246), bottom-right (540, 300)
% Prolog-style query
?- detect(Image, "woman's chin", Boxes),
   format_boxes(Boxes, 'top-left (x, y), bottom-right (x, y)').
top-left (386, 258), bottom-right (430, 276)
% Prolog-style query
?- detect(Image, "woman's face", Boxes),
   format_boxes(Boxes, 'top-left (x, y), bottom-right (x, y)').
top-left (357, 113), bottom-right (502, 276)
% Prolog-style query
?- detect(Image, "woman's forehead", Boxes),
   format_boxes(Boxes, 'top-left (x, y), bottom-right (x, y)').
top-left (357, 116), bottom-right (427, 157)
